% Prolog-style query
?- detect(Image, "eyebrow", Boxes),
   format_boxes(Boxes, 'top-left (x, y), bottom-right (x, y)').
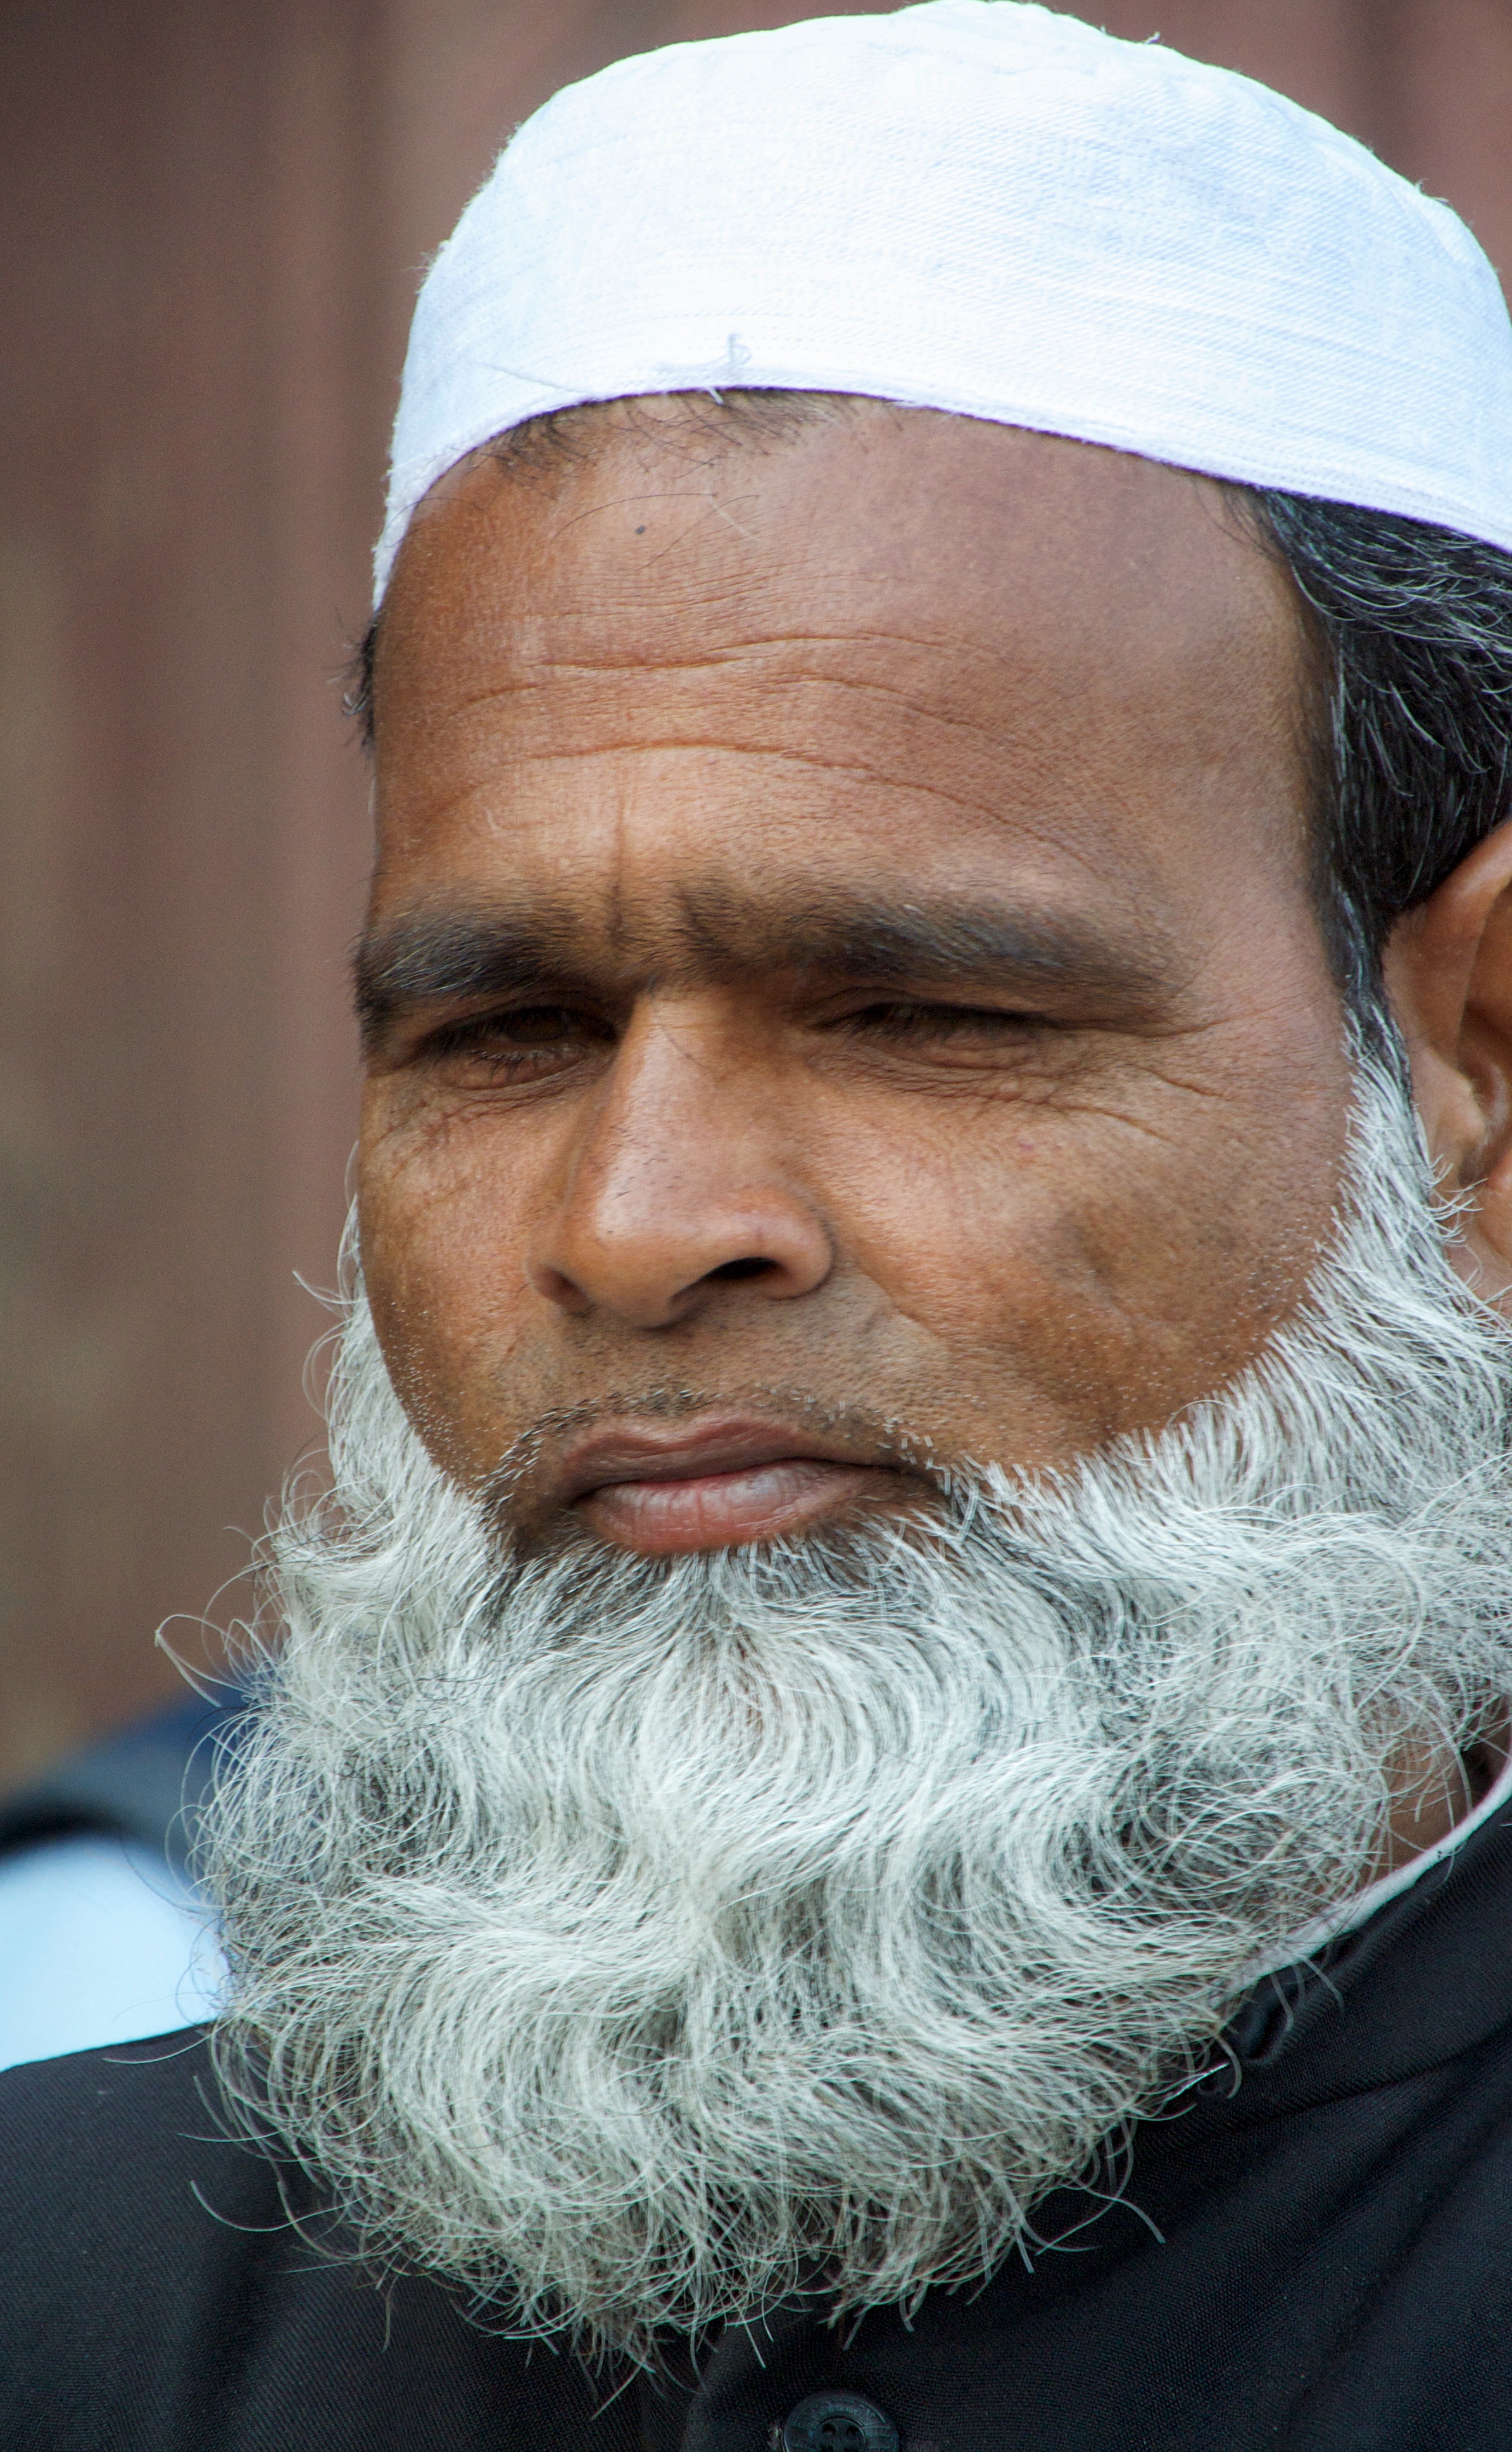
top-left (355, 906), bottom-right (586, 1048)
top-left (353, 888), bottom-right (1177, 1051)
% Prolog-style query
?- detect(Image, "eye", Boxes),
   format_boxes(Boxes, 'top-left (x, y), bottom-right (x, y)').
top-left (423, 1003), bottom-right (615, 1076)
top-left (823, 996), bottom-right (1061, 1080)
top-left (843, 999), bottom-right (1041, 1042)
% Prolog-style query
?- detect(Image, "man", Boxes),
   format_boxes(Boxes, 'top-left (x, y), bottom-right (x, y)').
top-left (6, 6), bottom-right (1512, 2446)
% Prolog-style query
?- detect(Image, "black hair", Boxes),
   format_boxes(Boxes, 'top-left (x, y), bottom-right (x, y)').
top-left (1246, 490), bottom-right (1512, 1029)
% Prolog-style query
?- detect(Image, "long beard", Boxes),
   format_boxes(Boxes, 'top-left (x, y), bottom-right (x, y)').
top-left (204, 1045), bottom-right (1512, 2363)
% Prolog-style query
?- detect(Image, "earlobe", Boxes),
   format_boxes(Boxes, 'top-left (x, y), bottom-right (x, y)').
top-left (1382, 815), bottom-right (1512, 1301)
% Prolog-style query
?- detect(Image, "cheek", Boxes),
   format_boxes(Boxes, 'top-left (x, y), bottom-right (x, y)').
top-left (357, 1097), bottom-right (546, 1479)
top-left (833, 1068), bottom-right (1345, 1447)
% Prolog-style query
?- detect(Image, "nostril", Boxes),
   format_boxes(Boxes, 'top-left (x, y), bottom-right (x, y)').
top-left (707, 1255), bottom-right (776, 1282)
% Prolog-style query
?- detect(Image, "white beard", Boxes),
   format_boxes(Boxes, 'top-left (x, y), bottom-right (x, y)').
top-left (204, 1044), bottom-right (1512, 2362)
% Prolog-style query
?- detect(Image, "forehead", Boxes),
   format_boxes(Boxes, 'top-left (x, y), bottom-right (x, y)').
top-left (370, 405), bottom-right (1313, 954)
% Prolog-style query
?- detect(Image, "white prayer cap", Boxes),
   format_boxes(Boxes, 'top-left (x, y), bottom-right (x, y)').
top-left (375, 0), bottom-right (1512, 605)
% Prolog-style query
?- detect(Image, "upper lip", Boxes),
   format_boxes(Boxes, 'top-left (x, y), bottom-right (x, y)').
top-left (555, 1416), bottom-right (894, 1507)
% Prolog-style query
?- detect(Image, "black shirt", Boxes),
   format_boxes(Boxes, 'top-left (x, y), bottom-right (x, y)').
top-left (4, 1804), bottom-right (1512, 2451)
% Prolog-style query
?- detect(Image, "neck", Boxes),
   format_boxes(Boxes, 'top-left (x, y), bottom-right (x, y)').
top-left (1380, 1708), bottom-right (1510, 1875)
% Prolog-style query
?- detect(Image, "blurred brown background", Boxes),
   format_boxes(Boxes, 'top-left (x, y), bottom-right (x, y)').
top-left (3, 0), bottom-right (1510, 1790)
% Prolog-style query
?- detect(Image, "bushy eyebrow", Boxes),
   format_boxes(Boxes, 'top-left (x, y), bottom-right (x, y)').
top-left (677, 884), bottom-right (1174, 1003)
top-left (353, 888), bottom-right (1176, 1051)
top-left (355, 907), bottom-right (584, 1048)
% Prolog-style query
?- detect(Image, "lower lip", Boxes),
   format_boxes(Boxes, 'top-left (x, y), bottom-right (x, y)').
top-left (575, 1458), bottom-right (891, 1555)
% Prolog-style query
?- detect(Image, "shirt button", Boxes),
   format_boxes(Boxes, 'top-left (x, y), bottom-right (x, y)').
top-left (781, 2391), bottom-right (901, 2452)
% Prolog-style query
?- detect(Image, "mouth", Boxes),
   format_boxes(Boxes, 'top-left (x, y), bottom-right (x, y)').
top-left (550, 1416), bottom-right (922, 1556)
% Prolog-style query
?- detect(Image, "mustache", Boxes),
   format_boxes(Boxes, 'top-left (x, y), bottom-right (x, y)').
top-left (479, 1382), bottom-right (949, 1550)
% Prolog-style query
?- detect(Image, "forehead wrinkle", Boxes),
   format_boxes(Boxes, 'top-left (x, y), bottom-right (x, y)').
top-left (438, 630), bottom-right (1142, 793)
top-left (495, 622), bottom-right (1052, 676)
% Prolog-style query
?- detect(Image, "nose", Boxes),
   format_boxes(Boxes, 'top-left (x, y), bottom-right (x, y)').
top-left (526, 1006), bottom-right (834, 1330)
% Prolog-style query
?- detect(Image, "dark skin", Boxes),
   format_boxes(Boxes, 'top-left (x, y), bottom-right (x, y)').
top-left (360, 398), bottom-right (1512, 1855)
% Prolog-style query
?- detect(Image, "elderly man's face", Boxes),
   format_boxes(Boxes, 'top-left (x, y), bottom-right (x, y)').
top-left (360, 405), bottom-right (1350, 1554)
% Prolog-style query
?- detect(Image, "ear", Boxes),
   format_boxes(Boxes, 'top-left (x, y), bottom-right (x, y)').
top-left (1382, 814), bottom-right (1512, 1305)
